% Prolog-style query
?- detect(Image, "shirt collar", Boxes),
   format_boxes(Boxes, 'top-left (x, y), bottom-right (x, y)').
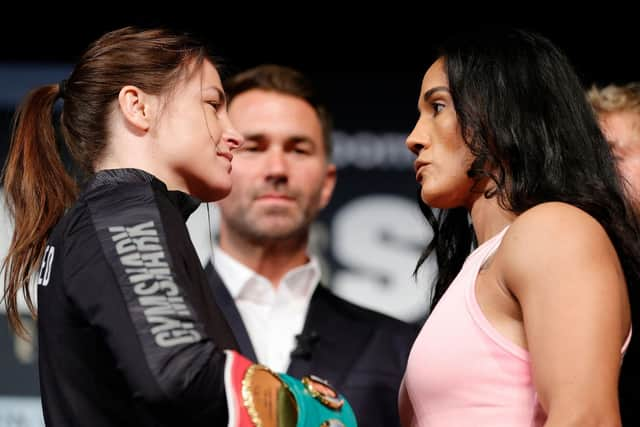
top-left (213, 246), bottom-right (321, 302)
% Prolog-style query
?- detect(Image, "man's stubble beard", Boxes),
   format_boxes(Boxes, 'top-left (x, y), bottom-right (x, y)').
top-left (224, 203), bottom-right (315, 245)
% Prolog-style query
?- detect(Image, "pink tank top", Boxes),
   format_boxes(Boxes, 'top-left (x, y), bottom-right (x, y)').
top-left (398, 226), bottom-right (631, 427)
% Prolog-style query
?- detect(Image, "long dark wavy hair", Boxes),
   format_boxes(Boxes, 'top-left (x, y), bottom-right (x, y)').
top-left (415, 29), bottom-right (640, 315)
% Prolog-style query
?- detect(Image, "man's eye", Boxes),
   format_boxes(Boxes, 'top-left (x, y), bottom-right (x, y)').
top-left (240, 143), bottom-right (260, 152)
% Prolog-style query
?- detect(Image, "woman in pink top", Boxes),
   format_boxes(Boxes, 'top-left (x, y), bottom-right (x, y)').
top-left (399, 29), bottom-right (640, 426)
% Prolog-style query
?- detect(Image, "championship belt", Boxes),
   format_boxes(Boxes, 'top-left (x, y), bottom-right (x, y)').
top-left (225, 350), bottom-right (357, 427)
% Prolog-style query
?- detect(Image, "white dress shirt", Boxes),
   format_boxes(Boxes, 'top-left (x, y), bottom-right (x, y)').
top-left (213, 247), bottom-right (320, 372)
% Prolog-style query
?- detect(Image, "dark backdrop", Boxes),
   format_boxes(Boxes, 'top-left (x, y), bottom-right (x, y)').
top-left (0, 12), bottom-right (638, 426)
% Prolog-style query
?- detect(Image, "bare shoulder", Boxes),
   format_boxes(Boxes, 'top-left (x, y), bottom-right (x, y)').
top-left (502, 201), bottom-right (612, 259)
top-left (497, 202), bottom-right (620, 291)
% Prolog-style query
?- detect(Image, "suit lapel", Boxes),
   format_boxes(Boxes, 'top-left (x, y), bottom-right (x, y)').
top-left (204, 262), bottom-right (258, 362)
top-left (287, 286), bottom-right (373, 390)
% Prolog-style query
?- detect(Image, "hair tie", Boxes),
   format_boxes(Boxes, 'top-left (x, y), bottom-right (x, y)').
top-left (58, 79), bottom-right (68, 100)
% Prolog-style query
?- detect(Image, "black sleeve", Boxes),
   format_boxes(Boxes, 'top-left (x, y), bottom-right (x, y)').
top-left (63, 185), bottom-right (227, 421)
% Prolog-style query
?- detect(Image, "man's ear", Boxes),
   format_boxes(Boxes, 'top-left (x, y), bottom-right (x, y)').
top-left (319, 163), bottom-right (337, 210)
top-left (117, 85), bottom-right (155, 131)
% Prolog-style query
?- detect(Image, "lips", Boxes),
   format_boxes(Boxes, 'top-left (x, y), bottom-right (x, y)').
top-left (257, 193), bottom-right (294, 201)
top-left (217, 151), bottom-right (233, 162)
top-left (414, 160), bottom-right (430, 182)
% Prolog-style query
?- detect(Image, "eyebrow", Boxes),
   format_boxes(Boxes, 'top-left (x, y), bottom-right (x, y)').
top-left (242, 133), bottom-right (315, 144)
top-left (422, 86), bottom-right (450, 102)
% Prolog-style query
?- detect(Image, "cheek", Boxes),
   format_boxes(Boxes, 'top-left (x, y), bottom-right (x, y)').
top-left (203, 112), bottom-right (224, 141)
top-left (205, 124), bottom-right (222, 145)
top-left (183, 142), bottom-right (215, 168)
top-left (166, 117), bottom-right (215, 154)
top-left (226, 168), bottom-right (255, 196)
top-left (433, 138), bottom-right (472, 177)
top-left (420, 156), bottom-right (474, 205)
top-left (296, 165), bottom-right (328, 190)
top-left (229, 158), bottom-right (254, 180)
top-left (179, 108), bottom-right (220, 147)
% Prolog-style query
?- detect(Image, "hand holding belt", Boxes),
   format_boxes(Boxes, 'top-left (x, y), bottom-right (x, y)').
top-left (224, 350), bottom-right (357, 427)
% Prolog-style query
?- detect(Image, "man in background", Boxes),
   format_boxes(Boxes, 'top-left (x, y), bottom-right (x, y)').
top-left (588, 83), bottom-right (640, 202)
top-left (588, 82), bottom-right (640, 425)
top-left (205, 64), bottom-right (418, 426)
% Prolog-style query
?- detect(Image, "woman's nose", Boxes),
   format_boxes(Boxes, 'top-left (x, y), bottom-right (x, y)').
top-left (406, 125), bottom-right (427, 156)
top-left (222, 128), bottom-right (244, 151)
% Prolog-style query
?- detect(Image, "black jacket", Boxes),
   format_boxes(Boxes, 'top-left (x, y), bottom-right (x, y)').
top-left (206, 263), bottom-right (419, 427)
top-left (38, 169), bottom-right (238, 426)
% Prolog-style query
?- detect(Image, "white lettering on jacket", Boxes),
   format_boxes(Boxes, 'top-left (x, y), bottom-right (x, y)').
top-left (109, 221), bottom-right (201, 347)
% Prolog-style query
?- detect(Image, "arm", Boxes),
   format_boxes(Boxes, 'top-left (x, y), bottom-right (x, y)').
top-left (64, 190), bottom-right (228, 422)
top-left (501, 202), bottom-right (630, 427)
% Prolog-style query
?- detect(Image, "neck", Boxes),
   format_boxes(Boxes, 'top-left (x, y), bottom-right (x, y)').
top-left (219, 231), bottom-right (310, 287)
top-left (95, 134), bottom-right (186, 193)
top-left (468, 194), bottom-right (516, 245)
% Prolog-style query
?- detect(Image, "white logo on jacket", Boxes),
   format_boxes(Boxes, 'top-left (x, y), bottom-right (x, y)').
top-left (109, 220), bottom-right (202, 347)
top-left (37, 245), bottom-right (55, 287)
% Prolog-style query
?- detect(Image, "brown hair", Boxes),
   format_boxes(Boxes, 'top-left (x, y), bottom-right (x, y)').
top-left (1, 26), bottom-right (212, 338)
top-left (223, 64), bottom-right (333, 157)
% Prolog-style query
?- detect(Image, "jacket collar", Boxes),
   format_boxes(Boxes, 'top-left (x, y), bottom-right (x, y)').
top-left (85, 168), bottom-right (201, 221)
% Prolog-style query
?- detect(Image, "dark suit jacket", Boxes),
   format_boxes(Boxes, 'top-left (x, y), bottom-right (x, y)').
top-left (205, 262), bottom-right (419, 427)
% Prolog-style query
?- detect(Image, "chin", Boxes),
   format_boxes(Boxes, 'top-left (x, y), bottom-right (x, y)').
top-left (421, 189), bottom-right (455, 210)
top-left (200, 186), bottom-right (231, 202)
top-left (420, 188), bottom-right (439, 207)
top-left (191, 178), bottom-right (232, 202)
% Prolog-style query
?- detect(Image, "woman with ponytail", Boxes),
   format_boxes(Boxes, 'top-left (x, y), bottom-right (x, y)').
top-left (1, 26), bottom-right (245, 426)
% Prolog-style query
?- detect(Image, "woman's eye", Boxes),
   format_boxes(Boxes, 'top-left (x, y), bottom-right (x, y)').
top-left (433, 103), bottom-right (445, 114)
top-left (207, 101), bottom-right (220, 112)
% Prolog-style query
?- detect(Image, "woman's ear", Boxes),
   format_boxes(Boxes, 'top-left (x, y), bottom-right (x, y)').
top-left (117, 85), bottom-right (155, 131)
